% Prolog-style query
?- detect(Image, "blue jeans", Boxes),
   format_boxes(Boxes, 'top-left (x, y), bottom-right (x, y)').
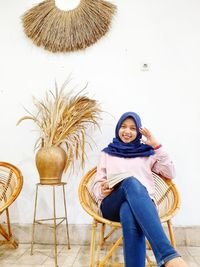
top-left (100, 177), bottom-right (180, 267)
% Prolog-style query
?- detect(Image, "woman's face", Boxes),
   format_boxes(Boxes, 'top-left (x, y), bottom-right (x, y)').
top-left (118, 117), bottom-right (137, 143)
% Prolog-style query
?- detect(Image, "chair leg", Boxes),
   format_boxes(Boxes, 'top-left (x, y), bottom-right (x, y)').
top-left (90, 219), bottom-right (97, 267)
top-left (167, 220), bottom-right (176, 249)
top-left (146, 253), bottom-right (157, 267)
top-left (98, 235), bottom-right (123, 267)
top-left (95, 223), bottom-right (105, 265)
top-left (0, 224), bottom-right (9, 238)
top-left (99, 223), bottom-right (105, 247)
top-left (0, 208), bottom-right (18, 248)
top-left (6, 208), bottom-right (12, 236)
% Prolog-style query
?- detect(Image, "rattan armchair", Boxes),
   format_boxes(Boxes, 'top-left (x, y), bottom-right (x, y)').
top-left (79, 167), bottom-right (180, 267)
top-left (0, 162), bottom-right (23, 248)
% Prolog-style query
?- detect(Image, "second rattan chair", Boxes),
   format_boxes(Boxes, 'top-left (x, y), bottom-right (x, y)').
top-left (79, 167), bottom-right (180, 267)
top-left (0, 162), bottom-right (23, 248)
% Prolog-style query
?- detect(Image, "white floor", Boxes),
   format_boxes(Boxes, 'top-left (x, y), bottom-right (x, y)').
top-left (0, 244), bottom-right (200, 267)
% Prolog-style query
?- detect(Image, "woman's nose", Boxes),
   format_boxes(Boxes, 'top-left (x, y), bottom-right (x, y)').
top-left (124, 128), bottom-right (131, 133)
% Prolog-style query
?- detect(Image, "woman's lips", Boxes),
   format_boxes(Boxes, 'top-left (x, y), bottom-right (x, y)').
top-left (123, 135), bottom-right (131, 139)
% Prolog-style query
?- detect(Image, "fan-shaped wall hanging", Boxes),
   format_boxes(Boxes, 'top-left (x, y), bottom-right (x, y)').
top-left (22, 0), bottom-right (116, 52)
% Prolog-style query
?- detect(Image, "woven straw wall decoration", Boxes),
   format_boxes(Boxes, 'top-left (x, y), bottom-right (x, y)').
top-left (22, 0), bottom-right (116, 52)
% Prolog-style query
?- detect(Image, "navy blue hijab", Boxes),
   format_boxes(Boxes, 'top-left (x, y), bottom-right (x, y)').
top-left (102, 112), bottom-right (155, 158)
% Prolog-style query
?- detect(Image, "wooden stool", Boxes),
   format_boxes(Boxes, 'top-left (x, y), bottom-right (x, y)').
top-left (30, 182), bottom-right (70, 267)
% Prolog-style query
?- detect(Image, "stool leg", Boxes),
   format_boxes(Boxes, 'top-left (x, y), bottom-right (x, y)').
top-left (53, 186), bottom-right (58, 267)
top-left (30, 184), bottom-right (39, 255)
top-left (62, 184), bottom-right (70, 249)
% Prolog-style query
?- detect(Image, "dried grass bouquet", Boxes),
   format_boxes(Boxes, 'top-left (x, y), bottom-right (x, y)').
top-left (17, 80), bottom-right (101, 172)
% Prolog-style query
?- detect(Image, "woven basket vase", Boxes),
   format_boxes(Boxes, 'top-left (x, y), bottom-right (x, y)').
top-left (35, 146), bottom-right (67, 185)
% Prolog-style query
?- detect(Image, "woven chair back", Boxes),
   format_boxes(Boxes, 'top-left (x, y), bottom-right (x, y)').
top-left (0, 162), bottom-right (23, 214)
top-left (152, 173), bottom-right (180, 222)
top-left (79, 167), bottom-right (180, 224)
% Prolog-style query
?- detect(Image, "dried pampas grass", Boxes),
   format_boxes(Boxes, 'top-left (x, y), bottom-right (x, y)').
top-left (17, 80), bottom-right (101, 171)
top-left (22, 0), bottom-right (116, 52)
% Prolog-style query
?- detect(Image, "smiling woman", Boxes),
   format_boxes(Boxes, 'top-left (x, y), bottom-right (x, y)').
top-left (91, 111), bottom-right (188, 267)
top-left (22, 0), bottom-right (116, 52)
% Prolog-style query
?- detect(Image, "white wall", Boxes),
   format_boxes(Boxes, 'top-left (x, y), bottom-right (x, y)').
top-left (0, 0), bottom-right (200, 226)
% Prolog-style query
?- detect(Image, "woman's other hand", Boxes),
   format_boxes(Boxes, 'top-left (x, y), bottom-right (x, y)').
top-left (101, 181), bottom-right (113, 196)
top-left (139, 127), bottom-right (160, 148)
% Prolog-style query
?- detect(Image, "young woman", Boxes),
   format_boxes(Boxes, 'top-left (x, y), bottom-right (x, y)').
top-left (92, 112), bottom-right (187, 267)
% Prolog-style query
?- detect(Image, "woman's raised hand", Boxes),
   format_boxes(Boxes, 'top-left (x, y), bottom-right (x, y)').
top-left (139, 127), bottom-right (160, 148)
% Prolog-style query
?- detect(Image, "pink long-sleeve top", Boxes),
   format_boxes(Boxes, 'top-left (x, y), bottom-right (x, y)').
top-left (92, 147), bottom-right (175, 205)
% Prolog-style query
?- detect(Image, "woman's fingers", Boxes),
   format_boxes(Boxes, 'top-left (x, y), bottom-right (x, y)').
top-left (140, 127), bottom-right (159, 148)
top-left (139, 127), bottom-right (151, 137)
top-left (104, 188), bottom-right (113, 193)
top-left (101, 181), bottom-right (108, 189)
top-left (101, 181), bottom-right (113, 196)
top-left (103, 188), bottom-right (113, 197)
